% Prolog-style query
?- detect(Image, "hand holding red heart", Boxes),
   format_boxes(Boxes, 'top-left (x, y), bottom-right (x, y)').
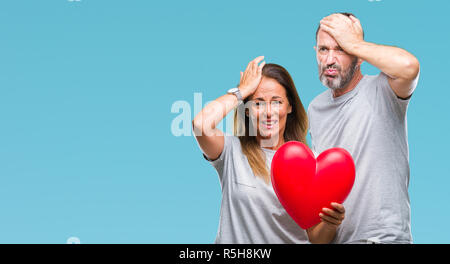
top-left (320, 202), bottom-right (345, 228)
top-left (271, 141), bottom-right (355, 230)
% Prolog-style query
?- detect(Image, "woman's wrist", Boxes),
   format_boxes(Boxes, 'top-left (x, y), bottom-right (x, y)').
top-left (238, 85), bottom-right (253, 99)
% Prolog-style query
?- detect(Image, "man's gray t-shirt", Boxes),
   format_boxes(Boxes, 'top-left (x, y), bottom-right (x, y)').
top-left (204, 135), bottom-right (309, 244)
top-left (308, 72), bottom-right (418, 244)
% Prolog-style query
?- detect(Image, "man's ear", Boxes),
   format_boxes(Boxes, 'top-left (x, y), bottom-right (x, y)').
top-left (357, 57), bottom-right (364, 67)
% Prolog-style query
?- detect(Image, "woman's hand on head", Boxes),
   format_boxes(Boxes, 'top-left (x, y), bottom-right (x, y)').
top-left (239, 56), bottom-right (266, 98)
top-left (319, 202), bottom-right (346, 229)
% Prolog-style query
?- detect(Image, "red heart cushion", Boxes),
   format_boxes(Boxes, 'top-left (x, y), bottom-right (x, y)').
top-left (271, 141), bottom-right (355, 230)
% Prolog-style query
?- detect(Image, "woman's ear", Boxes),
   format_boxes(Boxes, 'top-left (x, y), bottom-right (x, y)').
top-left (288, 104), bottom-right (292, 114)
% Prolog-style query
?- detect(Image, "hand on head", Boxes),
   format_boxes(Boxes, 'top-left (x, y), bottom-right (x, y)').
top-left (319, 13), bottom-right (364, 54)
top-left (239, 56), bottom-right (266, 98)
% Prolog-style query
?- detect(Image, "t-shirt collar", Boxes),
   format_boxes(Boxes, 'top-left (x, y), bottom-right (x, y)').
top-left (328, 75), bottom-right (368, 104)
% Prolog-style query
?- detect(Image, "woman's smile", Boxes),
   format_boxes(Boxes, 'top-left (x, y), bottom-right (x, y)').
top-left (260, 119), bottom-right (278, 130)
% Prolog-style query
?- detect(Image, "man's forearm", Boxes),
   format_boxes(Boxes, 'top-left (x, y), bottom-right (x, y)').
top-left (350, 41), bottom-right (419, 81)
top-left (307, 222), bottom-right (337, 244)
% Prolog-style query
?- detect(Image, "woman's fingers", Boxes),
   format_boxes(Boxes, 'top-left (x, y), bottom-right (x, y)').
top-left (253, 56), bottom-right (264, 64)
top-left (244, 56), bottom-right (264, 72)
top-left (258, 61), bottom-right (266, 71)
top-left (239, 56), bottom-right (265, 91)
top-left (244, 58), bottom-right (255, 72)
top-left (252, 56), bottom-right (264, 72)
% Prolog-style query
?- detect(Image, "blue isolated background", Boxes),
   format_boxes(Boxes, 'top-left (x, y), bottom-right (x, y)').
top-left (0, 0), bottom-right (448, 243)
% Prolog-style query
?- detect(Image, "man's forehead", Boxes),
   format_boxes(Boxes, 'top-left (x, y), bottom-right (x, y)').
top-left (316, 29), bottom-right (339, 47)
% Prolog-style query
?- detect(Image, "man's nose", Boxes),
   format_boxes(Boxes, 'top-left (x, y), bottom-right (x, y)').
top-left (326, 50), bottom-right (337, 65)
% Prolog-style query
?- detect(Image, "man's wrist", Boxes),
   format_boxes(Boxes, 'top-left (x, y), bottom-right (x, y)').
top-left (346, 40), bottom-right (366, 56)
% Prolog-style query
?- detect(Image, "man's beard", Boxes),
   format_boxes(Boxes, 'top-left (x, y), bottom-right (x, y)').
top-left (319, 59), bottom-right (358, 91)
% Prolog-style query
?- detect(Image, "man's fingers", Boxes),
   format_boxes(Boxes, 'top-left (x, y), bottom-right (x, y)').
top-left (321, 14), bottom-right (336, 22)
top-left (322, 208), bottom-right (344, 221)
top-left (348, 15), bottom-right (362, 29)
top-left (322, 208), bottom-right (338, 219)
top-left (320, 18), bottom-right (332, 26)
top-left (320, 213), bottom-right (341, 226)
top-left (349, 15), bottom-right (361, 24)
top-left (321, 16), bottom-right (334, 21)
top-left (331, 202), bottom-right (345, 214)
top-left (322, 14), bottom-right (342, 23)
top-left (319, 23), bottom-right (334, 35)
top-left (322, 14), bottom-right (352, 27)
top-left (320, 20), bottom-right (335, 28)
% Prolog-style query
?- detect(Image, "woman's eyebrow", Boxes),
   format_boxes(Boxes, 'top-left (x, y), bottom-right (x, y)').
top-left (253, 96), bottom-right (283, 100)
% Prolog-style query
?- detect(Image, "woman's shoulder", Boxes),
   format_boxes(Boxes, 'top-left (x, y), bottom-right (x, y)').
top-left (223, 133), bottom-right (242, 150)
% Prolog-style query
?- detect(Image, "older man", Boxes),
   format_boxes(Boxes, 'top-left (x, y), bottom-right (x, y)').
top-left (307, 13), bottom-right (420, 243)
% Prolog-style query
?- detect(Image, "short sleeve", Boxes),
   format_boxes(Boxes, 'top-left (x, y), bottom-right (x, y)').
top-left (202, 133), bottom-right (236, 184)
top-left (374, 72), bottom-right (419, 120)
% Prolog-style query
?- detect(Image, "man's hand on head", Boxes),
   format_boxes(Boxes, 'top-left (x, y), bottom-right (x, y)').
top-left (319, 14), bottom-right (364, 55)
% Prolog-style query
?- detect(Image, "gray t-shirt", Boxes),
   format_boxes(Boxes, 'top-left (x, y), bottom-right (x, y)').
top-left (308, 72), bottom-right (418, 244)
top-left (204, 135), bottom-right (309, 244)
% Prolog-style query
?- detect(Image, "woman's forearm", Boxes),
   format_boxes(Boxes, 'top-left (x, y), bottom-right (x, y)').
top-left (193, 56), bottom-right (264, 136)
top-left (192, 56), bottom-right (265, 160)
top-left (192, 93), bottom-right (238, 136)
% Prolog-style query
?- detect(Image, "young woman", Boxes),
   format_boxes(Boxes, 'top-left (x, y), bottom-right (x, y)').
top-left (192, 56), bottom-right (346, 244)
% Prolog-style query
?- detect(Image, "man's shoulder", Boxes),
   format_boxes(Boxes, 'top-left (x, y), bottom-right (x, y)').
top-left (361, 73), bottom-right (384, 87)
top-left (308, 89), bottom-right (330, 110)
top-left (356, 73), bottom-right (388, 98)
